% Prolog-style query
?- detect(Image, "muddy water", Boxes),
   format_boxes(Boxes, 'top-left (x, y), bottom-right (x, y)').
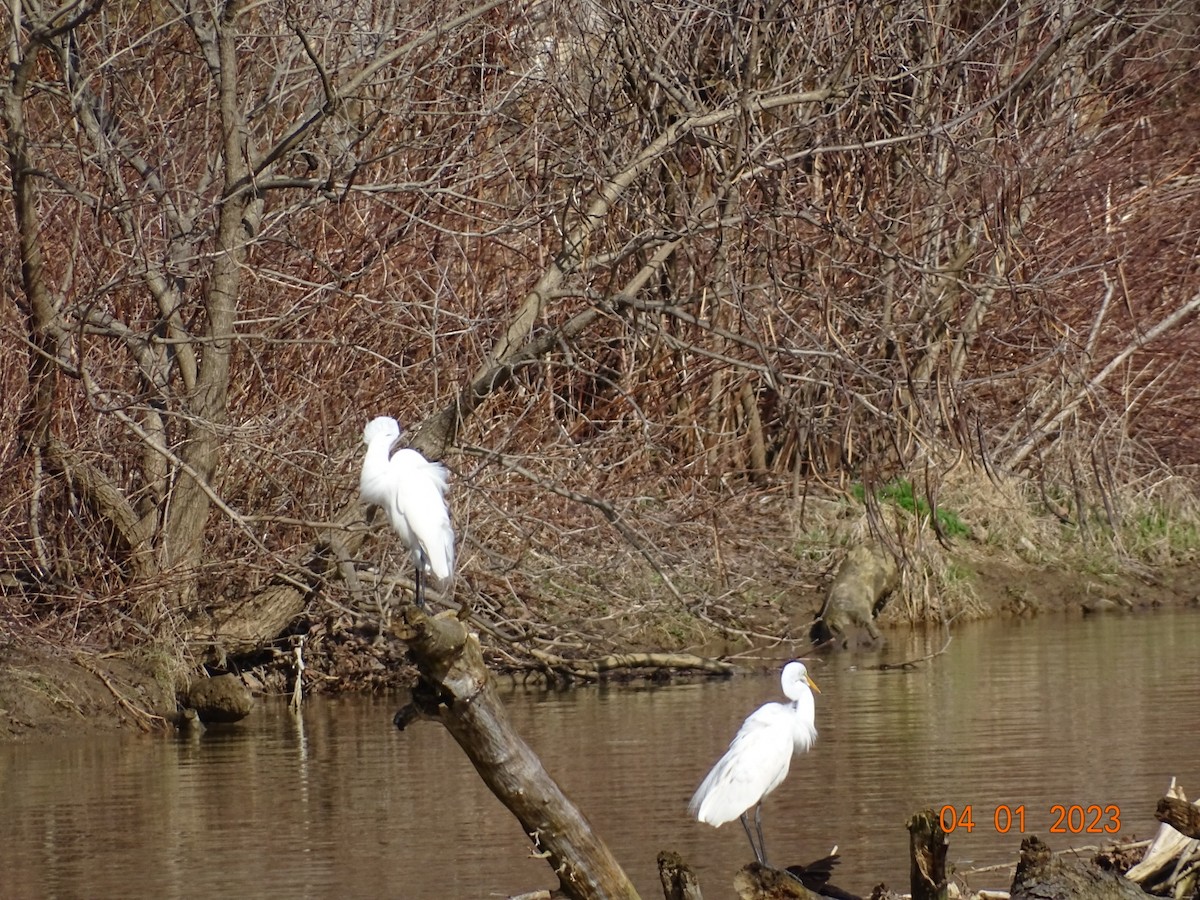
top-left (3, 609), bottom-right (1199, 899)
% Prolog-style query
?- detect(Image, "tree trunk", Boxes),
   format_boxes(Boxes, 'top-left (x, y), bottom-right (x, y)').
top-left (165, 4), bottom-right (262, 611)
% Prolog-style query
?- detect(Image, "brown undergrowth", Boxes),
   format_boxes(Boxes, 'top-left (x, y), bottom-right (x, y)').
top-left (4, 462), bottom-right (1198, 743)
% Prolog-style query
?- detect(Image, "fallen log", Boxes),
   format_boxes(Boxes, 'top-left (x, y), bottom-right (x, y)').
top-left (809, 542), bottom-right (898, 649)
top-left (526, 650), bottom-right (737, 683)
top-left (396, 608), bottom-right (640, 900)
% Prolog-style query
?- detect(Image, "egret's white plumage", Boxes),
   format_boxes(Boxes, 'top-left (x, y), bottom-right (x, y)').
top-left (688, 660), bottom-right (819, 865)
top-left (360, 416), bottom-right (454, 606)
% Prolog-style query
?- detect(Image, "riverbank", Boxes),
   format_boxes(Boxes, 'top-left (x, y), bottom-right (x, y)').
top-left (3, 552), bottom-right (1197, 744)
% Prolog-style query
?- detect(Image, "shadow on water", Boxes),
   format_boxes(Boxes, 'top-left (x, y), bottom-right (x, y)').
top-left (2, 608), bottom-right (1199, 898)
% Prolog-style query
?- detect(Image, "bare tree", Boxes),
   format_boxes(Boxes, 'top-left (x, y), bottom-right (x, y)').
top-left (3, 1), bottom-right (1197, 659)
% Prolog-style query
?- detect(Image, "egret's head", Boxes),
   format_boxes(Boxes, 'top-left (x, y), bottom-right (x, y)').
top-left (782, 660), bottom-right (819, 695)
top-left (363, 416), bottom-right (401, 446)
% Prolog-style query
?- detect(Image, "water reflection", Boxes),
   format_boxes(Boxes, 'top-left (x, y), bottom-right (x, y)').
top-left (2, 609), bottom-right (1198, 898)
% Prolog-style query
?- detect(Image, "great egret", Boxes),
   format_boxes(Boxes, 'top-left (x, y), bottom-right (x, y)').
top-left (359, 416), bottom-right (454, 608)
top-left (688, 660), bottom-right (819, 867)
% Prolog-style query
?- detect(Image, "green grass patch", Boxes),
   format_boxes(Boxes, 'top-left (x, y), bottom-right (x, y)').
top-left (1127, 510), bottom-right (1200, 557)
top-left (852, 479), bottom-right (970, 538)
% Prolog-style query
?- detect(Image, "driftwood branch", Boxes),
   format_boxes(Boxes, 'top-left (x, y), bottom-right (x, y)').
top-left (868, 617), bottom-right (958, 672)
top-left (1127, 779), bottom-right (1200, 895)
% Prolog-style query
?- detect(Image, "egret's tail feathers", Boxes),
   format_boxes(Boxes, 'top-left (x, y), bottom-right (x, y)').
top-left (423, 459), bottom-right (451, 497)
top-left (417, 527), bottom-right (455, 583)
top-left (430, 540), bottom-right (454, 582)
top-left (688, 786), bottom-right (729, 827)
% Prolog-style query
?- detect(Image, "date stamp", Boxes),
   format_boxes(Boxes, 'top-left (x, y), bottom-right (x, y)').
top-left (938, 804), bottom-right (1122, 835)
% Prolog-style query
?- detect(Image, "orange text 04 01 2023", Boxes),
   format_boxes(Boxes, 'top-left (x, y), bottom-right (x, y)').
top-left (937, 804), bottom-right (1122, 835)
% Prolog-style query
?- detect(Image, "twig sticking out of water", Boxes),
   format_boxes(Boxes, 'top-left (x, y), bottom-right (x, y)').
top-left (290, 635), bottom-right (306, 711)
top-left (862, 613), bottom-right (960, 671)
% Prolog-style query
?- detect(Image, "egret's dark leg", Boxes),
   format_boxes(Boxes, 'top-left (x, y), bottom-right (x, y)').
top-left (754, 803), bottom-right (770, 867)
top-left (414, 566), bottom-right (427, 609)
top-left (740, 811), bottom-right (765, 864)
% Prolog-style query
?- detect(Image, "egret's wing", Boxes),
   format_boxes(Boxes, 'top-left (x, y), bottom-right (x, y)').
top-left (393, 450), bottom-right (450, 497)
top-left (386, 450), bottom-right (455, 579)
top-left (688, 703), bottom-right (793, 826)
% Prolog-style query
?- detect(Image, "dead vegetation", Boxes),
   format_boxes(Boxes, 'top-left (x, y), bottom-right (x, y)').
top-left (1, 1), bottom-right (1199, 693)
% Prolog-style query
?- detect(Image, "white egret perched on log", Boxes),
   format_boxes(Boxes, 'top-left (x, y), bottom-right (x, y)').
top-left (359, 416), bottom-right (454, 609)
top-left (688, 660), bottom-right (819, 866)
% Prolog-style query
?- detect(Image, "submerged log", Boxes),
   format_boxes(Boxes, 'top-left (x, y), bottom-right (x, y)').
top-left (809, 543), bottom-right (899, 649)
top-left (732, 863), bottom-right (815, 899)
top-left (1010, 835), bottom-right (1146, 900)
top-left (397, 608), bottom-right (639, 900)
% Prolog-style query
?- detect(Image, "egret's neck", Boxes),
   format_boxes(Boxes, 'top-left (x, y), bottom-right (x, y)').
top-left (360, 438), bottom-right (393, 495)
top-left (363, 437), bottom-right (393, 467)
top-left (791, 691), bottom-right (817, 748)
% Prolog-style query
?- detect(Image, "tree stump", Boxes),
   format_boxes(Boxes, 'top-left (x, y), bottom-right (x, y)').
top-left (1010, 835), bottom-right (1147, 900)
top-left (657, 851), bottom-right (703, 900)
top-left (906, 809), bottom-right (947, 900)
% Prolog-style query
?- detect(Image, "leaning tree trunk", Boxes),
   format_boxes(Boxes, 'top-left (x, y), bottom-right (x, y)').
top-left (397, 608), bottom-right (640, 900)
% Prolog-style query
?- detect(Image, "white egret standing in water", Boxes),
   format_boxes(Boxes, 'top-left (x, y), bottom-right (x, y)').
top-left (359, 416), bottom-right (454, 608)
top-left (688, 660), bottom-right (819, 866)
